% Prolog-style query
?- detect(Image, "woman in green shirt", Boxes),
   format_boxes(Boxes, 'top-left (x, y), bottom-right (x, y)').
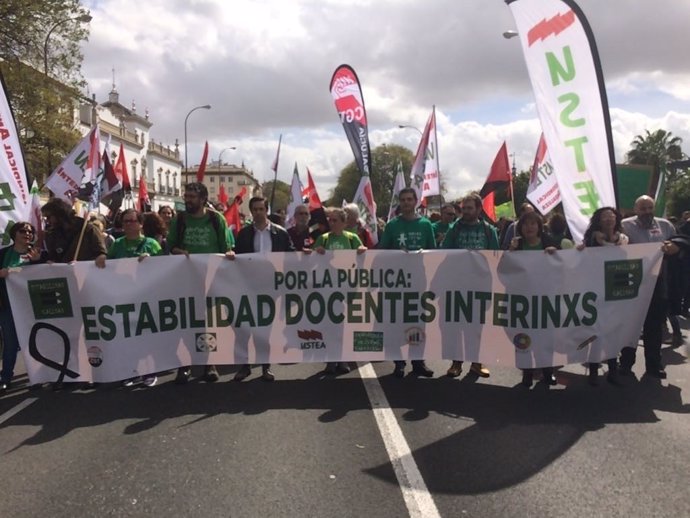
top-left (313, 208), bottom-right (366, 375)
top-left (0, 222), bottom-right (41, 390)
top-left (106, 209), bottom-right (162, 387)
top-left (508, 212), bottom-right (559, 388)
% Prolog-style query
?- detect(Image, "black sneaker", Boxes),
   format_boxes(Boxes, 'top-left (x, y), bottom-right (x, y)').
top-left (393, 363), bottom-right (405, 378)
top-left (412, 362), bottom-right (434, 378)
top-left (175, 367), bottom-right (191, 384)
top-left (234, 365), bottom-right (251, 382)
top-left (336, 362), bottom-right (351, 374)
top-left (204, 365), bottom-right (219, 383)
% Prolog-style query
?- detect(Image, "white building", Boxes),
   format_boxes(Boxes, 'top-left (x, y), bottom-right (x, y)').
top-left (78, 85), bottom-right (182, 211)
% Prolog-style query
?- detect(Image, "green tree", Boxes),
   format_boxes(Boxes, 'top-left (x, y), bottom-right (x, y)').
top-left (261, 179), bottom-right (290, 212)
top-left (327, 144), bottom-right (415, 217)
top-left (0, 0), bottom-right (91, 185)
top-left (627, 129), bottom-right (686, 186)
top-left (666, 168), bottom-right (690, 217)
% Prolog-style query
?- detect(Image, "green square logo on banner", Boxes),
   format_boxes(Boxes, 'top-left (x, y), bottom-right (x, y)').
top-left (604, 260), bottom-right (643, 301)
top-left (353, 331), bottom-right (384, 352)
top-left (27, 278), bottom-right (73, 319)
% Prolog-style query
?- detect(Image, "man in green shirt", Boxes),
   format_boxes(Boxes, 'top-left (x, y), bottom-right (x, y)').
top-left (168, 182), bottom-right (234, 384)
top-left (379, 188), bottom-right (435, 378)
top-left (442, 192), bottom-right (498, 379)
top-left (432, 203), bottom-right (457, 247)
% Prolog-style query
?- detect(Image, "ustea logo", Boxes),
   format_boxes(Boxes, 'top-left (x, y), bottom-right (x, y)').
top-left (298, 329), bottom-right (325, 349)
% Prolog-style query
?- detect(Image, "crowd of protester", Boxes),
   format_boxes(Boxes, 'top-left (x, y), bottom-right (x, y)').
top-left (0, 183), bottom-right (687, 392)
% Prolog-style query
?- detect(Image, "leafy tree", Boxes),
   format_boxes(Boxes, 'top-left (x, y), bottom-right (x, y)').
top-left (261, 179), bottom-right (290, 211)
top-left (0, 0), bottom-right (91, 185)
top-left (627, 129), bottom-right (686, 186)
top-left (666, 169), bottom-right (690, 217)
top-left (327, 144), bottom-right (415, 217)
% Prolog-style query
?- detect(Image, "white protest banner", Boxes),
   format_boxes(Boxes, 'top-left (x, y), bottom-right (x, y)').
top-left (526, 133), bottom-right (561, 215)
top-left (8, 245), bottom-right (661, 384)
top-left (507, 0), bottom-right (617, 241)
top-left (0, 76), bottom-right (32, 246)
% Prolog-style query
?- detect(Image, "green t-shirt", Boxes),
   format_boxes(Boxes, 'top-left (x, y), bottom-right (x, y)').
top-left (432, 220), bottom-right (453, 245)
top-left (107, 236), bottom-right (162, 259)
top-left (314, 231), bottom-right (363, 250)
top-left (442, 220), bottom-right (500, 250)
top-left (380, 216), bottom-right (436, 251)
top-left (1, 248), bottom-right (32, 268)
top-left (167, 211), bottom-right (230, 254)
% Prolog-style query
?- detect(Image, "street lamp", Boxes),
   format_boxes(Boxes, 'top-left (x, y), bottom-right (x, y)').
top-left (184, 104), bottom-right (211, 172)
top-left (503, 30), bottom-right (519, 39)
top-left (218, 147), bottom-right (237, 171)
top-left (398, 124), bottom-right (423, 136)
top-left (43, 13), bottom-right (92, 76)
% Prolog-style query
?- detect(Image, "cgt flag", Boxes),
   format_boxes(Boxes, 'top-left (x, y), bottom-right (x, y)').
top-left (506, 0), bottom-right (617, 241)
top-left (330, 65), bottom-right (371, 177)
top-left (352, 175), bottom-right (378, 246)
top-left (388, 161), bottom-right (406, 221)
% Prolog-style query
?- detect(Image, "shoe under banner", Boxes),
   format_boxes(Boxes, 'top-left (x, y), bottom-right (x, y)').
top-left (8, 245), bottom-right (661, 384)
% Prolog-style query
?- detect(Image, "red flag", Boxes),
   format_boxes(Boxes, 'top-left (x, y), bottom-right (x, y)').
top-left (302, 168), bottom-right (323, 211)
top-left (224, 186), bottom-right (248, 237)
top-left (196, 141), bottom-right (209, 182)
top-left (138, 173), bottom-right (150, 212)
top-left (219, 184), bottom-right (229, 206)
top-left (480, 142), bottom-right (512, 222)
top-left (114, 142), bottom-right (131, 192)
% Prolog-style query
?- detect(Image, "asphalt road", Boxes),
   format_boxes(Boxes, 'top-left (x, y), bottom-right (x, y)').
top-left (1, 331), bottom-right (688, 517)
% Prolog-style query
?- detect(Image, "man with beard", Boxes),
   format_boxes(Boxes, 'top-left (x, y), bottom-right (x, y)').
top-left (621, 195), bottom-right (679, 378)
top-left (442, 192), bottom-right (499, 379)
top-left (232, 196), bottom-right (295, 382)
top-left (168, 182), bottom-right (234, 384)
top-left (379, 187), bottom-right (435, 378)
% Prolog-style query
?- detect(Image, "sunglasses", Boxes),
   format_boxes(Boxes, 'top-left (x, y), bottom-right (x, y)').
top-left (18, 228), bottom-right (34, 235)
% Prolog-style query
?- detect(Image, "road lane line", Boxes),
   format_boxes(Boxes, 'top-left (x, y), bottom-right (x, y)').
top-left (358, 362), bottom-right (441, 518)
top-left (0, 398), bottom-right (37, 426)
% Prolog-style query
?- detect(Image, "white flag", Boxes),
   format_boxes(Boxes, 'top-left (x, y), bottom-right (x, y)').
top-left (285, 163), bottom-right (303, 228)
top-left (45, 126), bottom-right (100, 201)
top-left (507, 0), bottom-right (617, 241)
top-left (422, 107), bottom-right (440, 198)
top-left (388, 161), bottom-right (406, 221)
top-left (526, 133), bottom-right (561, 215)
top-left (352, 175), bottom-right (378, 246)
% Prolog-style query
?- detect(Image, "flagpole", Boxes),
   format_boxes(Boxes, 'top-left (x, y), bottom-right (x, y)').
top-left (269, 134), bottom-right (282, 212)
top-left (432, 105), bottom-right (442, 212)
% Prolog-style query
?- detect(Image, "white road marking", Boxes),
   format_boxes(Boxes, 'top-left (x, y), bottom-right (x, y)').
top-left (0, 398), bottom-right (37, 426)
top-left (358, 362), bottom-right (441, 518)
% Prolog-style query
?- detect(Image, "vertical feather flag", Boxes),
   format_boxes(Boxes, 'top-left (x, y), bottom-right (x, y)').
top-left (0, 70), bottom-right (32, 245)
top-left (480, 142), bottom-right (512, 223)
top-left (219, 184), bottom-right (229, 207)
top-left (506, 0), bottom-right (617, 240)
top-left (526, 133), bottom-right (560, 215)
top-left (196, 141), bottom-right (209, 182)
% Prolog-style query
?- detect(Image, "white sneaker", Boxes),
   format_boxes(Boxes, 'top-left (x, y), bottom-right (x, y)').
top-left (142, 375), bottom-right (158, 387)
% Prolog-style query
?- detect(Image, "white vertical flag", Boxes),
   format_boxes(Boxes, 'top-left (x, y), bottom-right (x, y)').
top-left (285, 162), bottom-right (303, 229)
top-left (388, 161), bottom-right (406, 221)
top-left (352, 175), bottom-right (378, 246)
top-left (526, 133), bottom-right (561, 215)
top-left (507, 0), bottom-right (617, 241)
top-left (0, 76), bottom-right (32, 246)
top-left (422, 107), bottom-right (440, 199)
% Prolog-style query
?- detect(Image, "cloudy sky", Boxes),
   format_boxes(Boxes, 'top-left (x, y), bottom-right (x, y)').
top-left (81, 0), bottom-right (690, 201)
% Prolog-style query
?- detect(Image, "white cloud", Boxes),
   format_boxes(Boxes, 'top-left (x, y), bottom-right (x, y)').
top-left (80, 0), bottom-right (690, 205)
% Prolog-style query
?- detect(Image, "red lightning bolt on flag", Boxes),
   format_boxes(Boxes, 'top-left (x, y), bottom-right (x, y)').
top-left (527, 10), bottom-right (576, 46)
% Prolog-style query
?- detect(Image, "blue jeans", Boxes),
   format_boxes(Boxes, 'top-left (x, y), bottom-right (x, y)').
top-left (0, 307), bottom-right (20, 382)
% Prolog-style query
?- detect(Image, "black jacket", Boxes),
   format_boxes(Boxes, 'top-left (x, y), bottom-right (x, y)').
top-left (235, 223), bottom-right (295, 254)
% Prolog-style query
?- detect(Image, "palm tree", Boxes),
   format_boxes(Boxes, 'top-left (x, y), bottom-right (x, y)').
top-left (626, 129), bottom-right (686, 185)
